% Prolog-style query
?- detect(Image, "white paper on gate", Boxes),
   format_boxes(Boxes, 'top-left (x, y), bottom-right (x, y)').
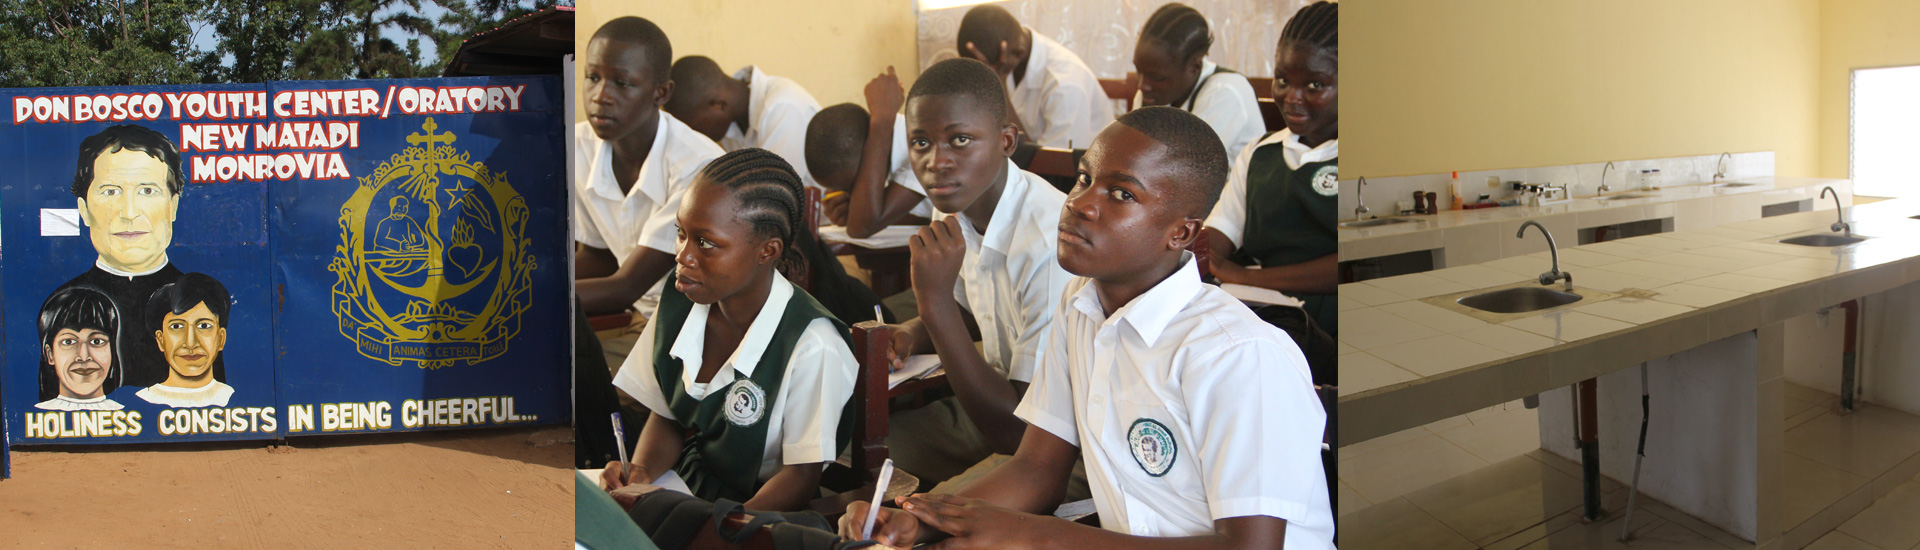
top-left (580, 468), bottom-right (694, 496)
top-left (819, 225), bottom-right (919, 249)
top-left (889, 355), bottom-right (943, 389)
top-left (1220, 283), bottom-right (1305, 308)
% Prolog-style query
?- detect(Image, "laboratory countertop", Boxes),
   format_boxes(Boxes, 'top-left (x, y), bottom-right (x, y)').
top-left (1339, 177), bottom-right (1848, 242)
top-left (1338, 193), bottom-right (1920, 446)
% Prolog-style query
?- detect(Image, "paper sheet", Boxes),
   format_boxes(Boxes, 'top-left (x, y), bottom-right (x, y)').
top-left (1052, 499), bottom-right (1097, 521)
top-left (1220, 283), bottom-right (1305, 308)
top-left (579, 467), bottom-right (694, 496)
top-left (819, 225), bottom-right (919, 249)
top-left (890, 355), bottom-right (942, 389)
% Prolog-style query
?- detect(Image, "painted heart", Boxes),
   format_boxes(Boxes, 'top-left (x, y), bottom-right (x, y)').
top-left (447, 242), bottom-right (483, 280)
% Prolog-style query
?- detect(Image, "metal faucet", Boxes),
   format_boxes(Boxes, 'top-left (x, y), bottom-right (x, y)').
top-left (1598, 161), bottom-right (1615, 194)
top-left (1518, 220), bottom-right (1573, 291)
top-left (1713, 153), bottom-right (1733, 183)
top-left (1355, 177), bottom-right (1371, 220)
top-left (1822, 186), bottom-right (1850, 237)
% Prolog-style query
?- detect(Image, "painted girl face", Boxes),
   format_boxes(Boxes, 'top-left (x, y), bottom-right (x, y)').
top-left (46, 327), bottom-right (112, 399)
top-left (156, 302), bottom-right (225, 386)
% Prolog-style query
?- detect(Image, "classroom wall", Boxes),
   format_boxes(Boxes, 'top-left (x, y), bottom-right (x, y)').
top-left (1816, 0), bottom-right (1920, 182)
top-left (573, 0), bottom-right (921, 121)
top-left (1344, 0), bottom-right (1822, 179)
top-left (915, 0), bottom-right (1289, 80)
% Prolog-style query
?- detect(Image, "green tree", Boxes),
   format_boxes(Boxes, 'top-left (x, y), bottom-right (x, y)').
top-left (0, 0), bottom-right (208, 87)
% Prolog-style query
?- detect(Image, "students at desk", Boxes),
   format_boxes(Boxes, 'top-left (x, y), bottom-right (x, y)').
top-left (602, 149), bottom-right (856, 512)
top-left (811, 67), bottom-right (933, 239)
top-left (956, 4), bottom-right (1114, 149)
top-left (1132, 2), bottom-right (1264, 168)
top-left (881, 58), bottom-right (1074, 490)
top-left (573, 17), bottom-right (725, 358)
top-left (844, 106), bottom-right (1334, 550)
top-left (665, 56), bottom-right (824, 190)
top-left (1202, 2), bottom-right (1339, 341)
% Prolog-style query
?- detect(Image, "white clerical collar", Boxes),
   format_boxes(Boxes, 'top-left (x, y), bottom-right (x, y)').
top-left (96, 255), bottom-right (170, 278)
top-left (61, 394), bottom-right (110, 404)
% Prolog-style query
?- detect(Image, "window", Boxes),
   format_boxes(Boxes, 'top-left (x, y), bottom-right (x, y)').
top-left (1851, 65), bottom-right (1920, 198)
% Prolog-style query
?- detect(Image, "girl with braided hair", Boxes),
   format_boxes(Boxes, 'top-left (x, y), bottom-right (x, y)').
top-left (602, 148), bottom-right (859, 513)
top-left (1132, 2), bottom-right (1266, 165)
top-left (1203, 1), bottom-right (1341, 378)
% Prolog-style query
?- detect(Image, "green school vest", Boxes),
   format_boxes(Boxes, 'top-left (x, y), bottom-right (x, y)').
top-left (1230, 135), bottom-right (1338, 335)
top-left (649, 274), bottom-right (852, 502)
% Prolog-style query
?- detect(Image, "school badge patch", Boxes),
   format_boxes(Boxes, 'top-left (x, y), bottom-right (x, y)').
top-left (329, 118), bottom-right (537, 369)
top-left (1127, 418), bottom-right (1178, 477)
top-left (724, 379), bottom-right (767, 427)
top-left (1311, 165), bottom-right (1339, 197)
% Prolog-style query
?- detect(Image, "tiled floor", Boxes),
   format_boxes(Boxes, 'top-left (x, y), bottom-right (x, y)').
top-left (1340, 384), bottom-right (1920, 549)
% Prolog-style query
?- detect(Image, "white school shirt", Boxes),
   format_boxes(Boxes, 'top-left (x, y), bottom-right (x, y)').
top-left (136, 381), bottom-right (236, 408)
top-left (1014, 255), bottom-right (1334, 547)
top-left (613, 276), bottom-right (858, 479)
top-left (880, 113), bottom-right (934, 219)
top-left (933, 159), bottom-right (1072, 383)
top-left (1008, 30), bottom-right (1116, 149)
top-left (1204, 129), bottom-right (1339, 248)
top-left (722, 65), bottom-right (823, 190)
top-left (1133, 61), bottom-right (1263, 170)
top-left (572, 115), bottom-right (725, 317)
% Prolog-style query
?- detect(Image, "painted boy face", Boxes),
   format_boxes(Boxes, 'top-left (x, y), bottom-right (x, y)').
top-left (905, 93), bottom-right (1015, 215)
top-left (1058, 124), bottom-right (1189, 280)
top-left (1275, 42), bottom-right (1338, 145)
top-left (45, 327), bottom-right (112, 399)
top-left (156, 302), bottom-right (225, 383)
top-left (80, 149), bottom-right (179, 274)
top-left (672, 180), bottom-right (778, 305)
top-left (1132, 39), bottom-right (1201, 108)
top-left (584, 37), bottom-right (669, 142)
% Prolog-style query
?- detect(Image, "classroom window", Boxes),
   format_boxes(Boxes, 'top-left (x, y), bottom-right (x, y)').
top-left (1851, 65), bottom-right (1920, 199)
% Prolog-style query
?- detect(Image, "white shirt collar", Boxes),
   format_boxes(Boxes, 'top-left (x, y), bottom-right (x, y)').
top-left (1016, 27), bottom-right (1048, 90)
top-left (730, 65), bottom-right (772, 140)
top-left (1069, 252), bottom-right (1202, 347)
top-left (953, 159), bottom-right (1027, 255)
top-left (669, 275), bottom-right (796, 383)
top-left (1178, 60), bottom-right (1220, 110)
top-left (1269, 128), bottom-right (1338, 168)
top-left (96, 255), bottom-right (169, 278)
top-left (591, 114), bottom-right (671, 204)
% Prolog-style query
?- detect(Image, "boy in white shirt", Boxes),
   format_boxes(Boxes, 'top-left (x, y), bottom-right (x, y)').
top-left (880, 58), bottom-right (1075, 489)
top-left (1132, 3), bottom-right (1264, 168)
top-left (957, 4), bottom-right (1115, 149)
top-left (845, 107), bottom-right (1334, 549)
top-left (664, 56), bottom-right (823, 190)
top-left (812, 67), bottom-right (933, 239)
top-left (572, 17), bottom-right (726, 364)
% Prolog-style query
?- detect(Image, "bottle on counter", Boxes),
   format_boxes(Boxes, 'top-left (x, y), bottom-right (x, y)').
top-left (1450, 171), bottom-right (1462, 210)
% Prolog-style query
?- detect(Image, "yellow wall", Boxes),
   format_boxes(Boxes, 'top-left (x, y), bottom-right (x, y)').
top-left (1345, 0), bottom-right (1822, 179)
top-left (1817, 0), bottom-right (1920, 180)
top-left (573, 0), bottom-right (921, 121)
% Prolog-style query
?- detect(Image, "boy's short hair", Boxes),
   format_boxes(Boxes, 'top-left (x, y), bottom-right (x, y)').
top-left (591, 16), bottom-right (673, 77)
top-left (804, 103), bottom-right (871, 184)
top-left (1114, 106), bottom-right (1229, 216)
top-left (906, 58), bottom-right (1008, 123)
top-left (956, 4), bottom-right (1023, 63)
top-left (145, 272), bottom-right (232, 331)
top-left (664, 56), bottom-right (727, 114)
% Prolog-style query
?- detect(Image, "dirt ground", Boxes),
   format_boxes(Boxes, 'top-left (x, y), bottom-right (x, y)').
top-left (0, 425), bottom-right (574, 549)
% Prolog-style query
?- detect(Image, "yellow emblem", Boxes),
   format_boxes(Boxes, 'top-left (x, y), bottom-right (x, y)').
top-left (329, 118), bottom-right (536, 369)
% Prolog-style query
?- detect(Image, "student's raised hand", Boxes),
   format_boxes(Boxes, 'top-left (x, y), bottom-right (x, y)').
top-left (908, 217), bottom-right (966, 298)
top-left (823, 191), bottom-right (851, 226)
top-left (866, 66), bottom-right (905, 119)
top-left (840, 498), bottom-right (924, 549)
top-left (899, 493), bottom-right (1060, 549)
